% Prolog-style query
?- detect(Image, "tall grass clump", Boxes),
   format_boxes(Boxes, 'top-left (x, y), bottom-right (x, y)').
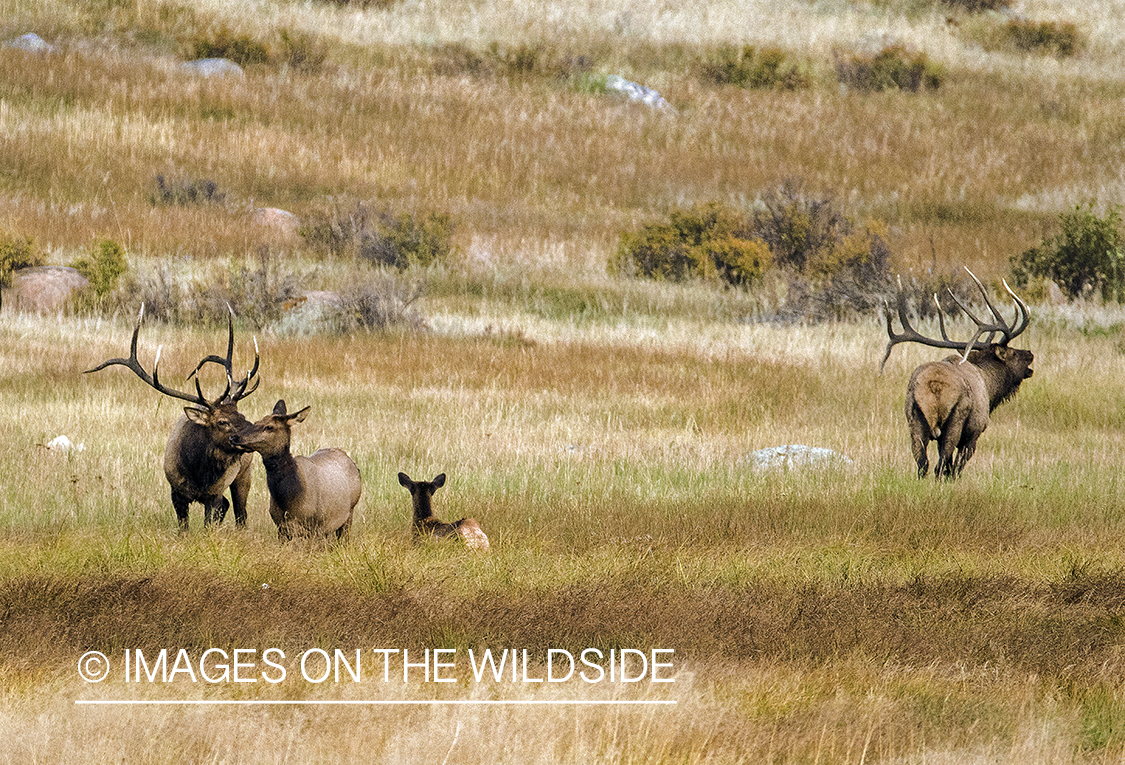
top-left (1010, 202), bottom-right (1125, 302)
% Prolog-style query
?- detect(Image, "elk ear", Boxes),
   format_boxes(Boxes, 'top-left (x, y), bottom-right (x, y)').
top-left (398, 472), bottom-right (411, 487)
top-left (290, 406), bottom-right (311, 423)
top-left (273, 400), bottom-right (287, 415)
top-left (183, 406), bottom-right (210, 426)
top-left (433, 473), bottom-right (446, 488)
top-left (994, 346), bottom-right (1011, 362)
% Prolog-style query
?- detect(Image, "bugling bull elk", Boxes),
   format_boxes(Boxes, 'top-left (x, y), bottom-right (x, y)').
top-left (86, 305), bottom-right (260, 530)
top-left (881, 268), bottom-right (1034, 480)
top-left (398, 473), bottom-right (489, 551)
top-left (229, 400), bottom-right (361, 542)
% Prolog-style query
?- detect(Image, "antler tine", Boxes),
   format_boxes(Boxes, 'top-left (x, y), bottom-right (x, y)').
top-left (880, 278), bottom-right (972, 372)
top-left (1001, 278), bottom-right (1031, 340)
top-left (185, 307), bottom-right (260, 403)
top-left (85, 304), bottom-right (210, 406)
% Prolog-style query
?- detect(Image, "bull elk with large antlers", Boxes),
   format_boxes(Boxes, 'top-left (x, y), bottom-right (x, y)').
top-left (229, 400), bottom-right (361, 542)
top-left (86, 305), bottom-right (260, 530)
top-left (881, 268), bottom-right (1034, 480)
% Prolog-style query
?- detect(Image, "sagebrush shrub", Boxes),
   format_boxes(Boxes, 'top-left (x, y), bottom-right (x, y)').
top-left (153, 174), bottom-right (225, 206)
top-left (301, 203), bottom-right (457, 270)
top-left (1011, 202), bottom-right (1125, 301)
top-left (1006, 19), bottom-right (1082, 57)
top-left (190, 27), bottom-right (270, 66)
top-left (612, 184), bottom-right (893, 319)
top-left (940, 0), bottom-right (1010, 10)
top-left (834, 45), bottom-right (942, 92)
top-left (698, 45), bottom-right (811, 90)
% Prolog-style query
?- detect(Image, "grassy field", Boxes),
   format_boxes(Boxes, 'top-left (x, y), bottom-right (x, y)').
top-left (3, 0), bottom-right (1125, 762)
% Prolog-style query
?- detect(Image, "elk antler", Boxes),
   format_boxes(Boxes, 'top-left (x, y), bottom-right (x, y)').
top-left (185, 304), bottom-right (260, 403)
top-left (85, 304), bottom-right (233, 407)
top-left (880, 267), bottom-right (1031, 372)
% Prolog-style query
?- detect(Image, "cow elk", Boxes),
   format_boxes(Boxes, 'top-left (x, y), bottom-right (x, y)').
top-left (86, 305), bottom-right (260, 531)
top-left (397, 473), bottom-right (489, 551)
top-left (881, 268), bottom-right (1034, 480)
top-left (230, 400), bottom-right (361, 542)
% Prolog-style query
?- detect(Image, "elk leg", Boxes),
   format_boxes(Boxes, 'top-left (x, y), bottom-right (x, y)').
top-left (171, 491), bottom-right (191, 532)
top-left (202, 496), bottom-right (228, 526)
top-left (935, 417), bottom-right (967, 481)
top-left (229, 461), bottom-right (252, 528)
top-left (953, 436), bottom-right (979, 478)
top-left (908, 408), bottom-right (930, 478)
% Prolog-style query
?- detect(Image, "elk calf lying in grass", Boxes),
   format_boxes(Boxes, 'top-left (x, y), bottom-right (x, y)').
top-left (230, 400), bottom-right (361, 542)
top-left (397, 473), bottom-right (489, 551)
top-left (882, 268), bottom-right (1034, 480)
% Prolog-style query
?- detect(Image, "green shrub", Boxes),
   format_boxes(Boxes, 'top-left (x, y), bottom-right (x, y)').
top-left (612, 184), bottom-right (894, 319)
top-left (610, 202), bottom-right (773, 286)
top-left (1006, 19), bottom-right (1082, 57)
top-left (1011, 202), bottom-right (1125, 301)
top-left (0, 231), bottom-right (43, 288)
top-left (301, 203), bottom-right (457, 270)
top-left (834, 45), bottom-right (943, 92)
top-left (71, 239), bottom-right (128, 298)
top-left (698, 45), bottom-right (811, 90)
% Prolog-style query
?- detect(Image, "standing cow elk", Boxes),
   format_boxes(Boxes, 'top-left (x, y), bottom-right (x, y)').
top-left (398, 473), bottom-right (489, 551)
top-left (229, 400), bottom-right (361, 542)
top-left (881, 268), bottom-right (1034, 480)
top-left (86, 305), bottom-right (260, 531)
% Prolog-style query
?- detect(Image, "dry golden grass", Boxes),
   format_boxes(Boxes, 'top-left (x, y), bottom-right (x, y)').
top-left (3, 0), bottom-right (1125, 761)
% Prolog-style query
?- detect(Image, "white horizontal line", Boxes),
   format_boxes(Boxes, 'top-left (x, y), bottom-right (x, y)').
top-left (76, 699), bottom-right (677, 707)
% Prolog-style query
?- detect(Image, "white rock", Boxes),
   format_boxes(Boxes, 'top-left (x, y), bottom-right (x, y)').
top-left (744, 445), bottom-right (852, 471)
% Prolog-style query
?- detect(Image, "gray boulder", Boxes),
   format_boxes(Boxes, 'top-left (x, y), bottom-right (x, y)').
top-left (605, 75), bottom-right (675, 112)
top-left (3, 266), bottom-right (88, 314)
top-left (3, 33), bottom-right (53, 53)
top-left (181, 58), bottom-right (245, 77)
top-left (744, 445), bottom-right (853, 472)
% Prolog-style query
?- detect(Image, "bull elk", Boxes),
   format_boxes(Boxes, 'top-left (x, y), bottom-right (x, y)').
top-left (881, 268), bottom-right (1034, 480)
top-left (86, 305), bottom-right (260, 531)
top-left (397, 473), bottom-right (489, 551)
top-left (229, 400), bottom-right (361, 542)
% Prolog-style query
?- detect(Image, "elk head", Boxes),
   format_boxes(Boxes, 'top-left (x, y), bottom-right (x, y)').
top-left (228, 400), bottom-right (310, 459)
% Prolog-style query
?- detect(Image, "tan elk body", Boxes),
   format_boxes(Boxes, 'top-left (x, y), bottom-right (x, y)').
top-left (86, 306), bottom-right (259, 531)
top-left (398, 473), bottom-right (489, 551)
top-left (230, 400), bottom-right (361, 541)
top-left (882, 269), bottom-right (1034, 480)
